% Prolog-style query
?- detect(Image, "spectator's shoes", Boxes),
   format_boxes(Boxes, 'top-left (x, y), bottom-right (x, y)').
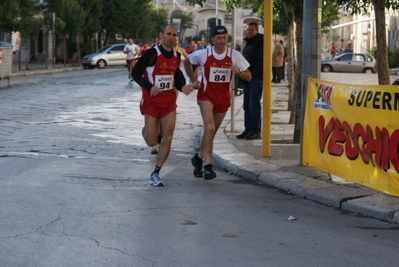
top-left (191, 154), bottom-right (203, 178)
top-left (245, 134), bottom-right (261, 140)
top-left (236, 132), bottom-right (248, 139)
top-left (150, 172), bottom-right (164, 186)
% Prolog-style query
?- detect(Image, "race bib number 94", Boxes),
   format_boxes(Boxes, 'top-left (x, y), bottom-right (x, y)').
top-left (155, 75), bottom-right (174, 90)
top-left (209, 67), bottom-right (231, 83)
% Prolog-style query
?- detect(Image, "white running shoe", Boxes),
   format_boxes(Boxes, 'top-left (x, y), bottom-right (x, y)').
top-left (150, 172), bottom-right (164, 186)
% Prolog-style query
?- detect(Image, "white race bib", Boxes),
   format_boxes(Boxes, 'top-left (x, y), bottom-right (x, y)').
top-left (209, 67), bottom-right (231, 83)
top-left (154, 75), bottom-right (174, 90)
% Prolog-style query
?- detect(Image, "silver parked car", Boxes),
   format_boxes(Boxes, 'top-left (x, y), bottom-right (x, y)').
top-left (321, 53), bottom-right (377, 73)
top-left (82, 44), bottom-right (126, 69)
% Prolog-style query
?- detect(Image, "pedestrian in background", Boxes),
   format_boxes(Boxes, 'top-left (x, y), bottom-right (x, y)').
top-left (279, 40), bottom-right (287, 81)
top-left (132, 25), bottom-right (196, 186)
top-left (236, 22), bottom-right (263, 140)
top-left (272, 39), bottom-right (284, 84)
top-left (330, 42), bottom-right (336, 59)
top-left (186, 40), bottom-right (201, 79)
top-left (173, 36), bottom-right (188, 69)
top-left (123, 38), bottom-right (139, 82)
top-left (137, 41), bottom-right (150, 59)
top-left (183, 25), bottom-right (251, 180)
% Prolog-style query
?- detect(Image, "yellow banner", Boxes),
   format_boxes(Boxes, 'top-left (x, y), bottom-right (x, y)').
top-left (303, 77), bottom-right (399, 197)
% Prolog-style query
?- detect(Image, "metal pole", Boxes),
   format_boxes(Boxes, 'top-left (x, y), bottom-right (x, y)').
top-left (261, 0), bottom-right (273, 157)
top-left (53, 12), bottom-right (55, 69)
top-left (216, 0), bottom-right (218, 25)
top-left (300, 0), bottom-right (321, 164)
top-left (230, 7), bottom-right (236, 133)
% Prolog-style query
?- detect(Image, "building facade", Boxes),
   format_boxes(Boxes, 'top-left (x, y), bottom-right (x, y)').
top-left (156, 0), bottom-right (262, 47)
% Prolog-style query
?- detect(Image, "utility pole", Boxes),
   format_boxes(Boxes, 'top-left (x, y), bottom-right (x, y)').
top-left (300, 0), bottom-right (321, 164)
top-left (52, 12), bottom-right (55, 69)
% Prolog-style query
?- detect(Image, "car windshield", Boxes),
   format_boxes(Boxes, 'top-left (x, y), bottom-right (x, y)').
top-left (96, 45), bottom-right (113, 53)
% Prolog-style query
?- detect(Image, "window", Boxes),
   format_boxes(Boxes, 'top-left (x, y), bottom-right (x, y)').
top-left (353, 55), bottom-right (365, 62)
top-left (339, 54), bottom-right (352, 61)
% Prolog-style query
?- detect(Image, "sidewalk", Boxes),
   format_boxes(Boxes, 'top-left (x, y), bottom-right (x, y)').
top-left (11, 62), bottom-right (82, 78)
top-left (9, 65), bottom-right (399, 224)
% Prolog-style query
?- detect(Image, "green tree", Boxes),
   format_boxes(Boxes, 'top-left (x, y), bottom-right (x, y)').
top-left (0, 0), bottom-right (22, 32)
top-left (79, 0), bottom-right (103, 54)
top-left (47, 0), bottom-right (85, 65)
top-left (134, 6), bottom-right (168, 42)
top-left (171, 12), bottom-right (194, 42)
top-left (101, 0), bottom-right (164, 44)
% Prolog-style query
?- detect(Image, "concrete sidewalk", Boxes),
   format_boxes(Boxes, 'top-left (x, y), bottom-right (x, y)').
top-left (9, 65), bottom-right (399, 224)
top-left (11, 63), bottom-right (82, 78)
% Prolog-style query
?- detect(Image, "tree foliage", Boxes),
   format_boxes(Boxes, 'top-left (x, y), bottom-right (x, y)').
top-left (171, 12), bottom-right (194, 41)
top-left (0, 0), bottom-right (38, 33)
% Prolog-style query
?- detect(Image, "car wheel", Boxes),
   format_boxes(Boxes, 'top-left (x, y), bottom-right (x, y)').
top-left (363, 68), bottom-right (374, 74)
top-left (321, 65), bottom-right (332, 72)
top-left (96, 59), bottom-right (106, 69)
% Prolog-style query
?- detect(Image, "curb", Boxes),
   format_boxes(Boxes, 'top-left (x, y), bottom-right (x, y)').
top-left (11, 67), bottom-right (83, 78)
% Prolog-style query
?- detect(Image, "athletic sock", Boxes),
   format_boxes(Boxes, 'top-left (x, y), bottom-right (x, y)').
top-left (153, 165), bottom-right (162, 174)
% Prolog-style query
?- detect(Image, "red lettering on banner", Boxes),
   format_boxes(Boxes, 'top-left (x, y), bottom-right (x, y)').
top-left (390, 130), bottom-right (399, 172)
top-left (327, 118), bottom-right (345, 156)
top-left (317, 115), bottom-right (399, 173)
top-left (318, 116), bottom-right (334, 153)
top-left (318, 84), bottom-right (333, 106)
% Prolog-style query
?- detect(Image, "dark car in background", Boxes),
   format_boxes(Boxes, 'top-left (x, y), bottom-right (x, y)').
top-left (82, 44), bottom-right (126, 69)
top-left (321, 53), bottom-right (377, 73)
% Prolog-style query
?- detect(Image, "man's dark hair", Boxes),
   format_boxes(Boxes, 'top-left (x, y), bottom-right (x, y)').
top-left (162, 24), bottom-right (176, 34)
top-left (247, 21), bottom-right (259, 31)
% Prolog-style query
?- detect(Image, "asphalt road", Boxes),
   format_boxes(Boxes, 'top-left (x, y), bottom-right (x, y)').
top-left (0, 68), bottom-right (398, 266)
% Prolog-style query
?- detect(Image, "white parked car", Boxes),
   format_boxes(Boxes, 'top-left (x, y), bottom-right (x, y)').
top-left (82, 44), bottom-right (126, 69)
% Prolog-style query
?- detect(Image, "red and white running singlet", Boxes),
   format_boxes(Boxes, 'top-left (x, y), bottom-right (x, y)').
top-left (141, 45), bottom-right (179, 105)
top-left (198, 47), bottom-right (234, 110)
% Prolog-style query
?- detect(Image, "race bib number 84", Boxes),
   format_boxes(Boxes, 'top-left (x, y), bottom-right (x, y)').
top-left (209, 67), bottom-right (231, 83)
top-left (155, 75), bottom-right (174, 90)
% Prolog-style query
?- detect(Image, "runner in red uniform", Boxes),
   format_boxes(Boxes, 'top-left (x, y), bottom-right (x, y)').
top-left (183, 25), bottom-right (252, 180)
top-left (132, 25), bottom-right (196, 186)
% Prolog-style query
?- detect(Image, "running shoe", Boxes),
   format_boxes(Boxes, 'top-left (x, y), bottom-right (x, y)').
top-left (191, 153), bottom-right (203, 178)
top-left (204, 166), bottom-right (217, 180)
top-left (150, 172), bottom-right (164, 186)
top-left (150, 145), bottom-right (159, 154)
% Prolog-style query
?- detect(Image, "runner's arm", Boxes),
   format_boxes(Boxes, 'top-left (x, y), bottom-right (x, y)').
top-left (131, 49), bottom-right (156, 91)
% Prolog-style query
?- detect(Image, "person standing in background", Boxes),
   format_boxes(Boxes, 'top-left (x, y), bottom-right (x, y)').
top-left (137, 41), bottom-right (150, 59)
top-left (279, 40), bottom-right (287, 81)
top-left (272, 39), bottom-right (284, 84)
top-left (236, 22), bottom-right (263, 140)
top-left (330, 42), bottom-right (336, 59)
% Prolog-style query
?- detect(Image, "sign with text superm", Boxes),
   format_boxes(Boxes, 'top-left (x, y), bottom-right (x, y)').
top-left (303, 77), bottom-right (399, 197)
